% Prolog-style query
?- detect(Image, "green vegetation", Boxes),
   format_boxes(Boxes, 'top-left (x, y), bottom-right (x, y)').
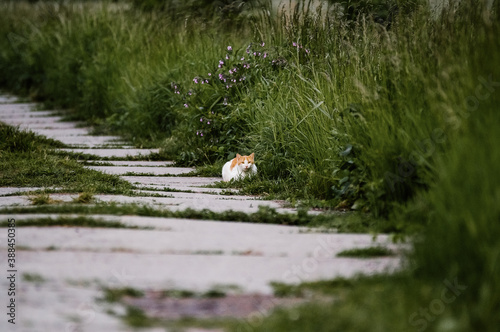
top-left (101, 287), bottom-right (145, 303)
top-left (0, 123), bottom-right (133, 193)
top-left (336, 246), bottom-right (394, 258)
top-left (0, 216), bottom-right (148, 229)
top-left (1, 0), bottom-right (499, 330)
top-left (22, 272), bottom-right (46, 283)
top-left (271, 277), bottom-right (354, 298)
top-left (122, 307), bottom-right (155, 328)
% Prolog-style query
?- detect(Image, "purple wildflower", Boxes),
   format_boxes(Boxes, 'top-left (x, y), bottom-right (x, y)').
top-left (261, 42), bottom-right (265, 47)
top-left (208, 73), bottom-right (212, 76)
top-left (200, 133), bottom-right (203, 137)
top-left (200, 118), bottom-right (203, 122)
top-left (227, 46), bottom-right (232, 51)
top-left (184, 104), bottom-right (189, 108)
top-left (207, 121), bottom-right (210, 125)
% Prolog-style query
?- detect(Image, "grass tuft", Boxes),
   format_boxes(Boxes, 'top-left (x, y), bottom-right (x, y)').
top-left (336, 246), bottom-right (394, 258)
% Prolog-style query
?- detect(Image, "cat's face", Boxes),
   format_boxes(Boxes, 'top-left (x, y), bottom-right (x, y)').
top-left (234, 153), bottom-right (255, 172)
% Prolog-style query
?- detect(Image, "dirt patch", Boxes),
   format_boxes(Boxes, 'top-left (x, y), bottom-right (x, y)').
top-left (123, 292), bottom-right (304, 319)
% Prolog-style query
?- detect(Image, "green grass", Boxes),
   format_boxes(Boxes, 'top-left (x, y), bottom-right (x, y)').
top-left (336, 246), bottom-right (394, 258)
top-left (0, 216), bottom-right (149, 229)
top-left (101, 287), bottom-right (145, 303)
top-left (0, 123), bottom-right (133, 193)
top-left (22, 272), bottom-right (46, 283)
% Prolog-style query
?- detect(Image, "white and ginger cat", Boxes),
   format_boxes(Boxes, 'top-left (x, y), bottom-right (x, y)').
top-left (222, 153), bottom-right (257, 182)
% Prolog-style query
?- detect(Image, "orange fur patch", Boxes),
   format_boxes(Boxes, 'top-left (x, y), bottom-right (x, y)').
top-left (230, 154), bottom-right (241, 170)
top-left (229, 153), bottom-right (254, 170)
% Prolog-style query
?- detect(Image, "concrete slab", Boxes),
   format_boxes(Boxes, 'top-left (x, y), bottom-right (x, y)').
top-left (0, 95), bottom-right (19, 103)
top-left (81, 160), bottom-right (175, 167)
top-left (52, 136), bottom-right (125, 147)
top-left (0, 194), bottom-right (78, 207)
top-left (9, 243), bottom-right (400, 294)
top-left (1, 281), bottom-right (168, 332)
top-left (124, 176), bottom-right (221, 193)
top-left (2, 116), bottom-right (67, 124)
top-left (15, 122), bottom-right (83, 129)
top-left (58, 148), bottom-right (160, 158)
top-left (85, 166), bottom-right (194, 176)
top-left (0, 110), bottom-right (55, 118)
top-left (0, 103), bottom-right (36, 111)
top-left (27, 128), bottom-right (93, 136)
top-left (0, 187), bottom-right (44, 196)
top-left (93, 194), bottom-right (288, 214)
top-left (0, 192), bottom-right (286, 214)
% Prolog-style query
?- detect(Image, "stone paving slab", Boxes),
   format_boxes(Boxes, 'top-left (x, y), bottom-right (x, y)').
top-left (0, 110), bottom-right (55, 118)
top-left (6, 238), bottom-right (400, 294)
top-left (2, 115), bottom-right (67, 124)
top-left (136, 185), bottom-right (231, 195)
top-left (15, 122), bottom-right (84, 129)
top-left (85, 165), bottom-right (194, 175)
top-left (0, 192), bottom-right (286, 213)
top-left (59, 148), bottom-right (161, 158)
top-left (0, 187), bottom-right (44, 196)
top-left (27, 127), bottom-right (95, 136)
top-left (2, 281), bottom-right (175, 332)
top-left (97, 194), bottom-right (289, 214)
top-left (125, 176), bottom-right (222, 193)
top-left (0, 102), bottom-right (35, 111)
top-left (81, 160), bottom-right (175, 167)
top-left (0, 94), bottom-right (19, 103)
top-left (0, 194), bottom-right (78, 207)
top-left (49, 136), bottom-right (125, 147)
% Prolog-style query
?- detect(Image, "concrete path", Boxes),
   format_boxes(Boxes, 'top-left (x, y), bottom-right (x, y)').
top-left (0, 96), bottom-right (405, 331)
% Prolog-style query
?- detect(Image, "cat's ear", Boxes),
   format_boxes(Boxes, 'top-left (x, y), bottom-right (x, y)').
top-left (236, 153), bottom-right (241, 159)
top-left (249, 153), bottom-right (254, 160)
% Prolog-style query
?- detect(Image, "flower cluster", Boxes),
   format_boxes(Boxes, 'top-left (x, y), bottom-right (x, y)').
top-left (167, 41), bottom-right (291, 160)
top-left (171, 82), bottom-right (181, 94)
top-left (292, 41), bottom-right (310, 54)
